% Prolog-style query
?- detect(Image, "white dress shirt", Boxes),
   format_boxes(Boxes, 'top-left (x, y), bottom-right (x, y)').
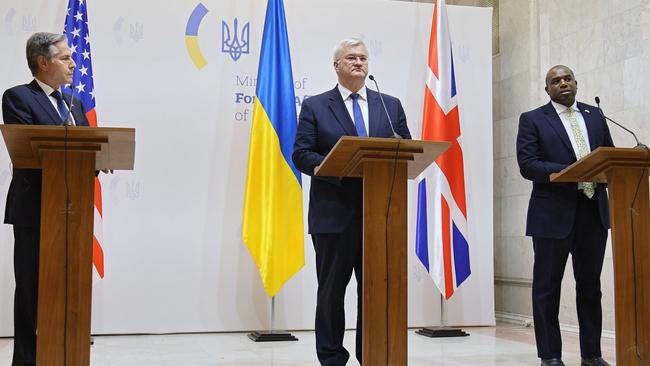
top-left (552, 100), bottom-right (593, 190)
top-left (338, 84), bottom-right (369, 135)
top-left (34, 78), bottom-right (76, 125)
top-left (551, 100), bottom-right (590, 156)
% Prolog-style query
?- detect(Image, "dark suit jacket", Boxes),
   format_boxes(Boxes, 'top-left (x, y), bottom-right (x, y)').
top-left (292, 85), bottom-right (411, 234)
top-left (516, 101), bottom-right (614, 239)
top-left (2, 79), bottom-right (89, 227)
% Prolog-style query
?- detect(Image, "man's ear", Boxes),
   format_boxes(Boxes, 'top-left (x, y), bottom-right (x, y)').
top-left (544, 85), bottom-right (549, 95)
top-left (36, 55), bottom-right (48, 72)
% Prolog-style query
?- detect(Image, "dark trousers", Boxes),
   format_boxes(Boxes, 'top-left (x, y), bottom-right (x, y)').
top-left (312, 222), bottom-right (363, 366)
top-left (532, 193), bottom-right (607, 360)
top-left (12, 225), bottom-right (40, 366)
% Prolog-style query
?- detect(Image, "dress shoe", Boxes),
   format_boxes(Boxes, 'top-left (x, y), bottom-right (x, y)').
top-left (541, 358), bottom-right (565, 366)
top-left (581, 357), bottom-right (611, 366)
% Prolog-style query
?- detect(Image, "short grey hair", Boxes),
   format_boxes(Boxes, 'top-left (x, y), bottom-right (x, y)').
top-left (26, 32), bottom-right (67, 76)
top-left (333, 39), bottom-right (368, 62)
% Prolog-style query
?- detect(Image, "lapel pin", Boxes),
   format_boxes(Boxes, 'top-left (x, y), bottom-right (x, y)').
top-left (583, 109), bottom-right (590, 114)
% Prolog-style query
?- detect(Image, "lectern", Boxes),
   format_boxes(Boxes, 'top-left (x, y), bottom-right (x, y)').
top-left (0, 125), bottom-right (135, 366)
top-left (315, 136), bottom-right (450, 366)
top-left (551, 146), bottom-right (650, 366)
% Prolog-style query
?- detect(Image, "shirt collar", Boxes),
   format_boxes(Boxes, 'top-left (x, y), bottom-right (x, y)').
top-left (34, 78), bottom-right (60, 97)
top-left (551, 100), bottom-right (579, 115)
top-left (338, 84), bottom-right (367, 101)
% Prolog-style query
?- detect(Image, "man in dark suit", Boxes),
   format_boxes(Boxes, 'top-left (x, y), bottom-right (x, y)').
top-left (517, 65), bottom-right (613, 366)
top-left (293, 39), bottom-right (411, 366)
top-left (2, 32), bottom-right (89, 366)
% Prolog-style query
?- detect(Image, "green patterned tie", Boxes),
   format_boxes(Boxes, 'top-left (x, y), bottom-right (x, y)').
top-left (567, 108), bottom-right (595, 198)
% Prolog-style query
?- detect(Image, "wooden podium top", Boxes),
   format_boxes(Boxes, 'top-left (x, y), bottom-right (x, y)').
top-left (314, 136), bottom-right (450, 179)
top-left (0, 125), bottom-right (135, 170)
top-left (551, 146), bottom-right (650, 183)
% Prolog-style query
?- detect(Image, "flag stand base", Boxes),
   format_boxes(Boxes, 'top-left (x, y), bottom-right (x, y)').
top-left (416, 327), bottom-right (470, 338)
top-left (247, 330), bottom-right (298, 342)
top-left (248, 297), bottom-right (298, 341)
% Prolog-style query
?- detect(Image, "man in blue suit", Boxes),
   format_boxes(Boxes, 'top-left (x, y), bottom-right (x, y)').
top-left (293, 39), bottom-right (411, 366)
top-left (2, 32), bottom-right (89, 366)
top-left (517, 65), bottom-right (613, 366)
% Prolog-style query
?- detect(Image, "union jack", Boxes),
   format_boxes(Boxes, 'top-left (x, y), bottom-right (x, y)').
top-left (415, 0), bottom-right (471, 299)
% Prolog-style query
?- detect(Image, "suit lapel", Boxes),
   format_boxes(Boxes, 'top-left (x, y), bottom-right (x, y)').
top-left (367, 89), bottom-right (382, 137)
top-left (71, 103), bottom-right (86, 126)
top-left (577, 102), bottom-right (597, 149)
top-left (542, 102), bottom-right (575, 158)
top-left (28, 80), bottom-right (63, 125)
top-left (65, 94), bottom-right (88, 126)
top-left (327, 86), bottom-right (357, 136)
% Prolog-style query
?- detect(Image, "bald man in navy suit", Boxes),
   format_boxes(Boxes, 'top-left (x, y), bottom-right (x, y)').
top-left (293, 39), bottom-right (411, 366)
top-left (2, 32), bottom-right (89, 366)
top-left (517, 65), bottom-right (613, 366)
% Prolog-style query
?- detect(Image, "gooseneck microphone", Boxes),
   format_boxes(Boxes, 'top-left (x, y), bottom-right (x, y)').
top-left (61, 87), bottom-right (75, 126)
top-left (368, 75), bottom-right (402, 139)
top-left (595, 96), bottom-right (646, 148)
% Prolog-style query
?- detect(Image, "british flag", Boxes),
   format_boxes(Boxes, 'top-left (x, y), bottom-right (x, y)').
top-left (63, 0), bottom-right (105, 278)
top-left (415, 0), bottom-right (471, 300)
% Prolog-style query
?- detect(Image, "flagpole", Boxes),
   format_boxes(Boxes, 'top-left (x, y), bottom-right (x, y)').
top-left (247, 295), bottom-right (299, 342)
top-left (415, 293), bottom-right (470, 338)
top-left (271, 296), bottom-right (275, 332)
top-left (440, 292), bottom-right (445, 327)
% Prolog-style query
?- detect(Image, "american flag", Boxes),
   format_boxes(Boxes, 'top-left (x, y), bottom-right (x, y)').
top-left (415, 0), bottom-right (470, 300)
top-left (63, 0), bottom-right (105, 278)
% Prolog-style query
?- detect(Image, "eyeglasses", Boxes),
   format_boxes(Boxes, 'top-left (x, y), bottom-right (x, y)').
top-left (342, 55), bottom-right (368, 64)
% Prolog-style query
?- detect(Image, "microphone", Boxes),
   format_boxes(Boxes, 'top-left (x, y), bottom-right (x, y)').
top-left (368, 75), bottom-right (402, 139)
top-left (61, 86), bottom-right (75, 126)
top-left (595, 96), bottom-right (646, 149)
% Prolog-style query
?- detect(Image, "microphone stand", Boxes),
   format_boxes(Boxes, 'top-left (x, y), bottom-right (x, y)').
top-left (595, 96), bottom-right (647, 149)
top-left (368, 75), bottom-right (402, 139)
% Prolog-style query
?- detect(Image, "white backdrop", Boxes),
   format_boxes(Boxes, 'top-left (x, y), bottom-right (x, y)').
top-left (0, 0), bottom-right (493, 335)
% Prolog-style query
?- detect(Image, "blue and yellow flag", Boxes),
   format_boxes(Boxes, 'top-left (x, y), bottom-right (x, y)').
top-left (242, 0), bottom-right (304, 297)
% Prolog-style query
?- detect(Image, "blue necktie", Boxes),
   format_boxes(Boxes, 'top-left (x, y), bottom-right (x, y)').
top-left (50, 90), bottom-right (68, 124)
top-left (350, 93), bottom-right (367, 137)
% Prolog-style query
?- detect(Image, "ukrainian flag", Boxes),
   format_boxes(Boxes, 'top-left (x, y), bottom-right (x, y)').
top-left (242, 0), bottom-right (304, 297)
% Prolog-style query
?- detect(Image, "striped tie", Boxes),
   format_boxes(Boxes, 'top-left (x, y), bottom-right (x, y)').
top-left (567, 108), bottom-right (595, 198)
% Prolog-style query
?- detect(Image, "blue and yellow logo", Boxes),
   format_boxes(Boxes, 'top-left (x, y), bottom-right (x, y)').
top-left (184, 3), bottom-right (209, 69)
top-left (185, 3), bottom-right (251, 69)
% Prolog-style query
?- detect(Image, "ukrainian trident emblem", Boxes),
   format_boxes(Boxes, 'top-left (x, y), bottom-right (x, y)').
top-left (221, 18), bottom-right (249, 62)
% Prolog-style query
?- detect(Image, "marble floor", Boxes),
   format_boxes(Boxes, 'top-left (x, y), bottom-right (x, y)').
top-left (0, 323), bottom-right (616, 365)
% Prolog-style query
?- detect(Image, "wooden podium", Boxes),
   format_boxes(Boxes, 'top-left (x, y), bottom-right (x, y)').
top-left (550, 146), bottom-right (650, 366)
top-left (315, 136), bottom-right (450, 366)
top-left (0, 125), bottom-right (135, 366)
